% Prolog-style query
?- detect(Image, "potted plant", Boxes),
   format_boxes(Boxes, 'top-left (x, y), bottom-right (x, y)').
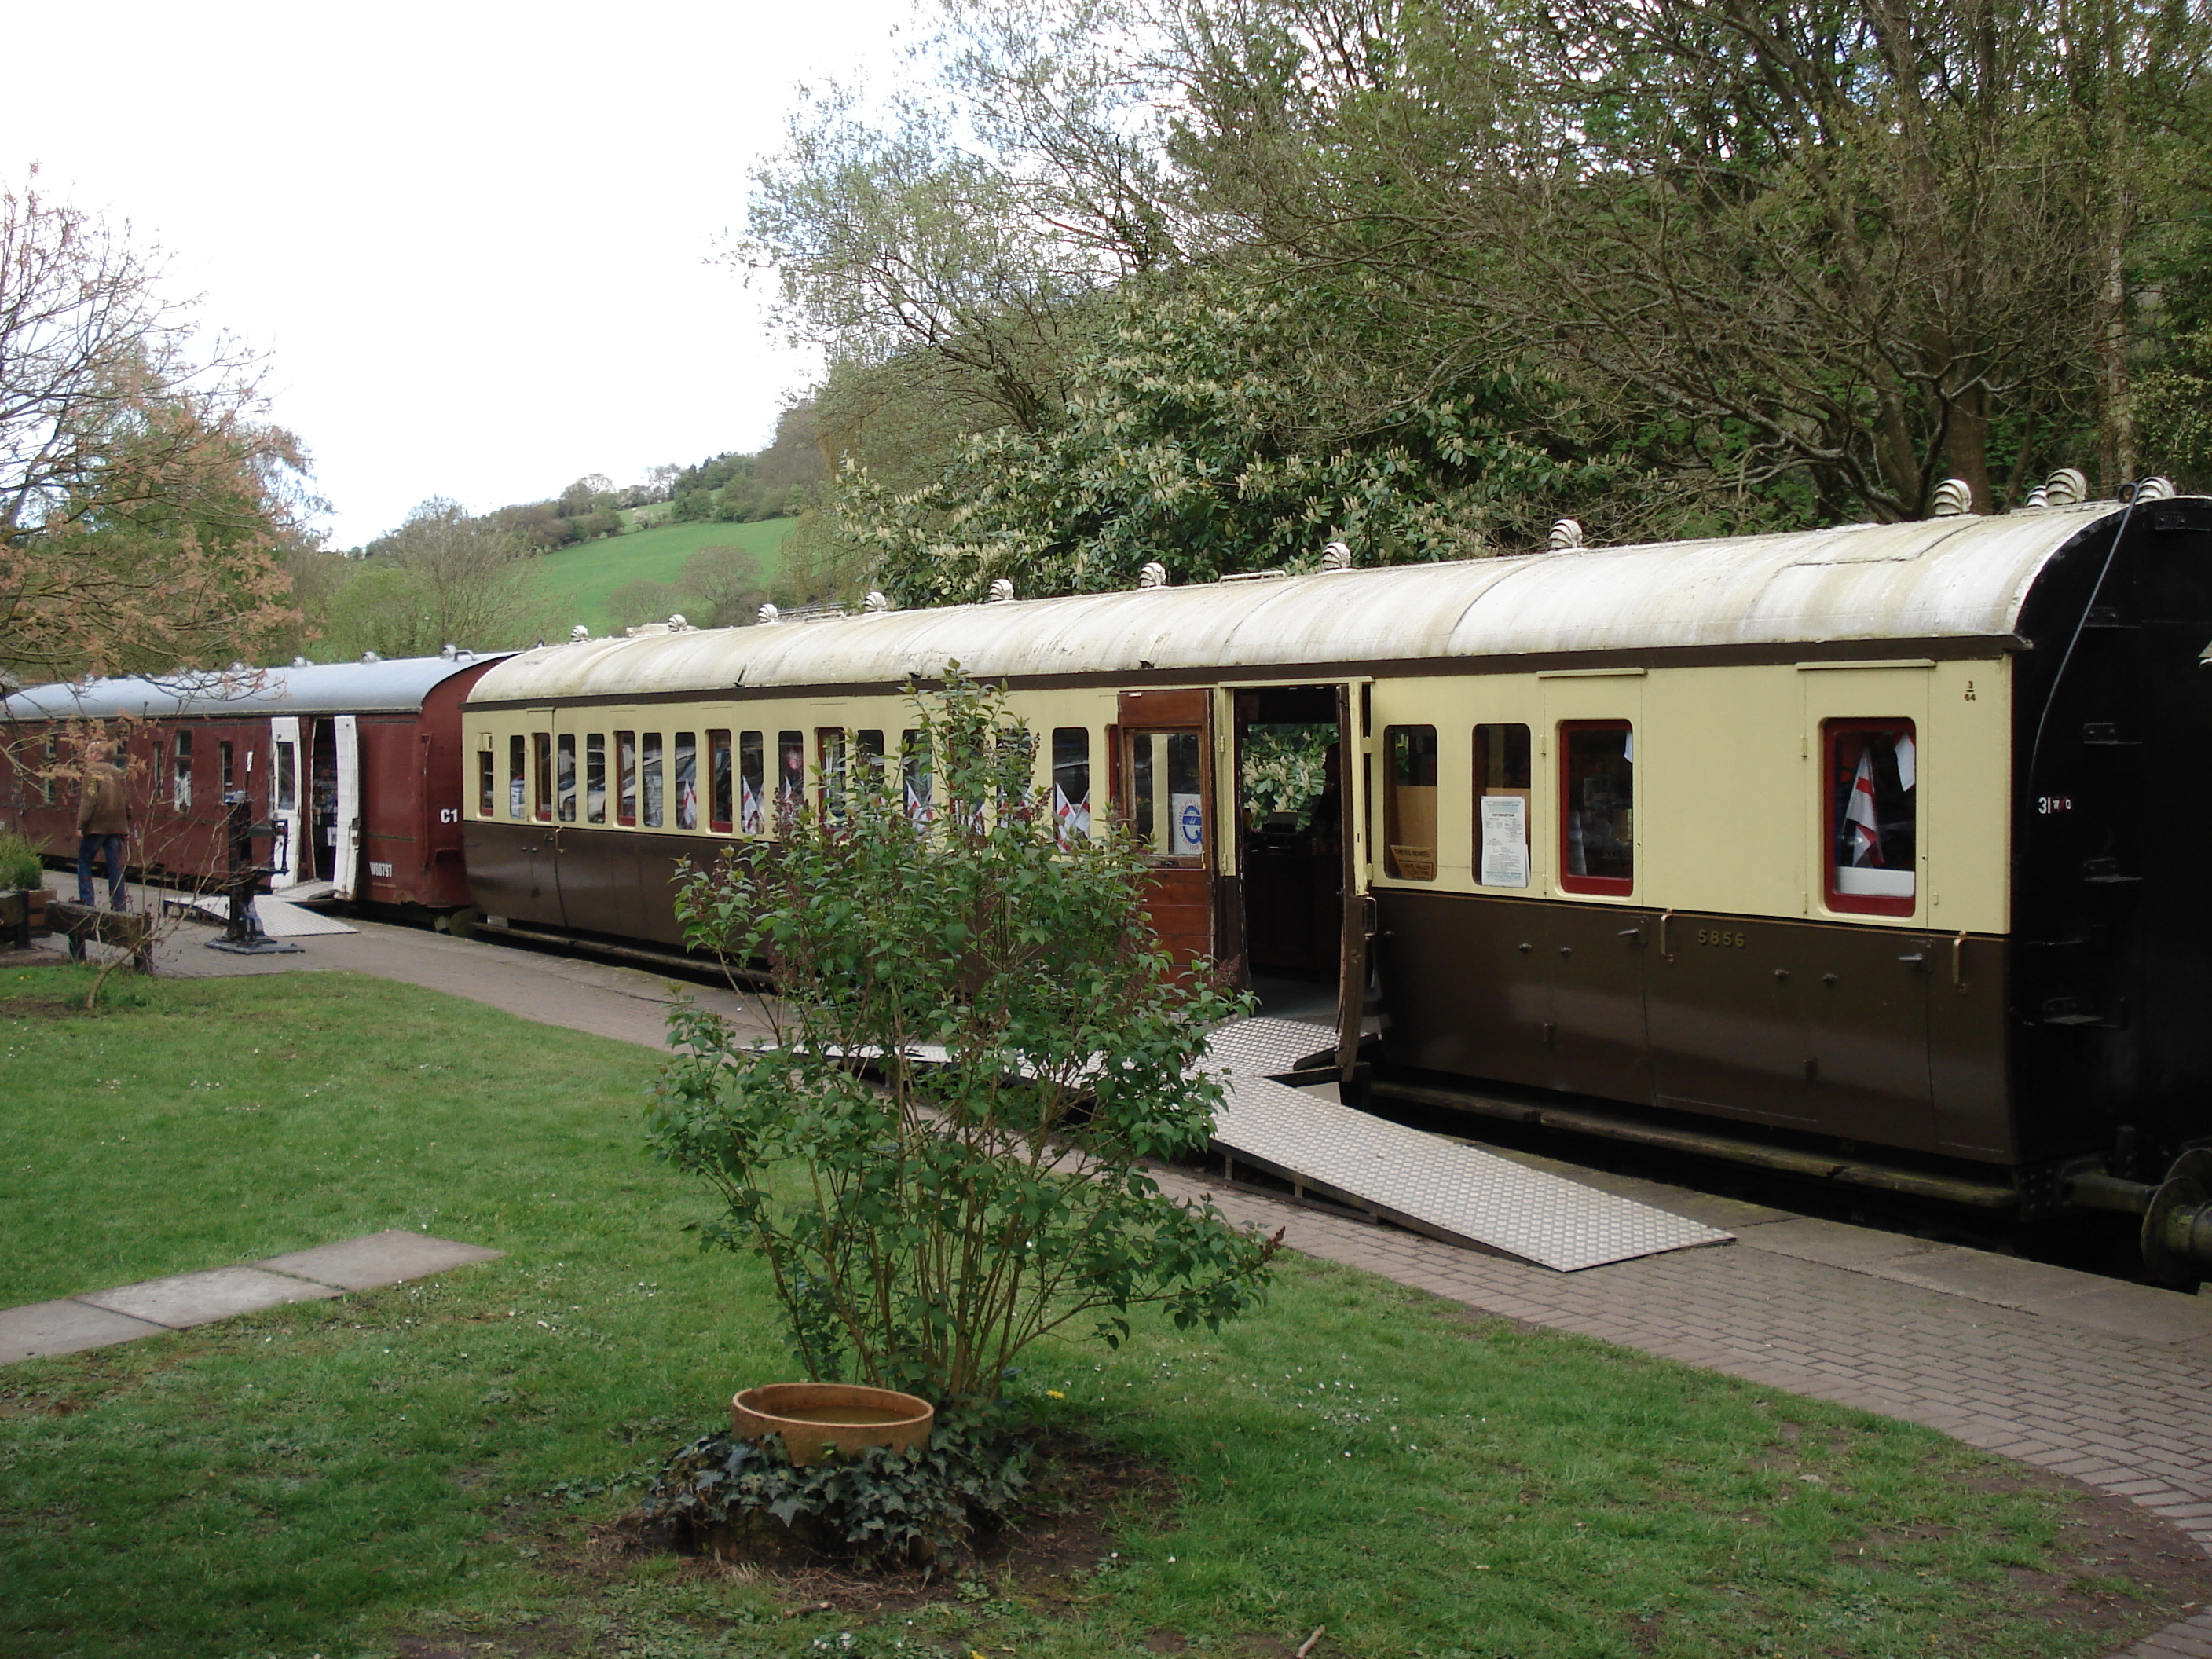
top-left (0, 828), bottom-right (48, 939)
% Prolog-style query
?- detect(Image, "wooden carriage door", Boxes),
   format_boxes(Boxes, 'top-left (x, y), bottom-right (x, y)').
top-left (1118, 689), bottom-right (1217, 969)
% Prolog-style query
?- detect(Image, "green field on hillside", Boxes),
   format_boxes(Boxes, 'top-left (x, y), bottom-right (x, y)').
top-left (529, 518), bottom-right (795, 635)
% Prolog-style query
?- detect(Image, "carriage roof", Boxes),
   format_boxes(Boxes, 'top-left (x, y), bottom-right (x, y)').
top-left (0, 652), bottom-right (510, 722)
top-left (467, 501), bottom-right (2141, 706)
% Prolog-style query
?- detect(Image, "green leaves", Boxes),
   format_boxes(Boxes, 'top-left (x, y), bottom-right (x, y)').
top-left (648, 671), bottom-right (1276, 1405)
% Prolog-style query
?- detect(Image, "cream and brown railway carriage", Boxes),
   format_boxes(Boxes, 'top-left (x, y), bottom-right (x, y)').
top-left (461, 493), bottom-right (2212, 1252)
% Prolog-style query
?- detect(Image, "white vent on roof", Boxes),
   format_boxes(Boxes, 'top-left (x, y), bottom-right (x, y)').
top-left (2134, 475), bottom-right (2177, 502)
top-left (1548, 518), bottom-right (1585, 550)
top-left (1930, 478), bottom-right (1975, 517)
top-left (291, 656), bottom-right (310, 668)
top-left (757, 603), bottom-right (779, 625)
top-left (2044, 467), bottom-right (2089, 507)
top-left (668, 613), bottom-right (691, 631)
top-left (863, 591), bottom-right (892, 612)
top-left (1320, 540), bottom-right (1353, 571)
top-left (1137, 561), bottom-right (1168, 588)
top-left (570, 624), bottom-right (591, 642)
top-left (361, 651), bottom-right (380, 663)
top-left (987, 577), bottom-right (1015, 602)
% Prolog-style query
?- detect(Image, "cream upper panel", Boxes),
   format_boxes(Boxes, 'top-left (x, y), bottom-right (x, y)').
top-left (1368, 656), bottom-right (2012, 934)
top-left (471, 689), bottom-right (1120, 833)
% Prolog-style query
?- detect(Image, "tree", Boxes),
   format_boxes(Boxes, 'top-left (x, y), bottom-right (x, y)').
top-left (604, 577), bottom-right (689, 632)
top-left (648, 672), bottom-right (1277, 1404)
top-left (682, 544), bottom-right (767, 628)
top-left (1168, 0), bottom-right (2212, 515)
top-left (323, 499), bottom-right (548, 657)
top-left (0, 174), bottom-right (313, 684)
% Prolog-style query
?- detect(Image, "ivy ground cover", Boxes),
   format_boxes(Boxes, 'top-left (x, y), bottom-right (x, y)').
top-left (0, 965), bottom-right (2199, 1658)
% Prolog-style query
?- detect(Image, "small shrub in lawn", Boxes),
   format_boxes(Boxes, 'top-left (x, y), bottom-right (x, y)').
top-left (650, 668), bottom-right (1279, 1407)
top-left (632, 1412), bottom-right (1031, 1568)
top-left (0, 826), bottom-right (46, 891)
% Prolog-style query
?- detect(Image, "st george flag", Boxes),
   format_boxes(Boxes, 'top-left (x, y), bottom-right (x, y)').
top-left (1844, 746), bottom-right (1883, 864)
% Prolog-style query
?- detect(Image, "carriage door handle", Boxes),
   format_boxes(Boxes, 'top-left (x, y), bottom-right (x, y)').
top-left (1897, 951), bottom-right (1928, 970)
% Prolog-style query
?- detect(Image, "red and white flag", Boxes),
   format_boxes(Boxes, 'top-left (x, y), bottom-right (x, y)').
top-left (1844, 747), bottom-right (1883, 865)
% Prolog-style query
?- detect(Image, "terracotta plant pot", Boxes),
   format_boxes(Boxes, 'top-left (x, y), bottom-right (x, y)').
top-left (731, 1382), bottom-right (935, 1467)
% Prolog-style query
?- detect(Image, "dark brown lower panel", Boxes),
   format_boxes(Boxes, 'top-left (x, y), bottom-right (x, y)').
top-left (1374, 888), bottom-right (2013, 1167)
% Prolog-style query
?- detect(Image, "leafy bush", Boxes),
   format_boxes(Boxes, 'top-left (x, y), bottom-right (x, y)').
top-left (633, 1413), bottom-right (1030, 1568)
top-left (0, 828), bottom-right (48, 892)
top-left (648, 670), bottom-right (1278, 1404)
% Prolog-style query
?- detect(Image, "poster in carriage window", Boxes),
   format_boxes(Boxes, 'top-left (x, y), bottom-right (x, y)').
top-left (1479, 797), bottom-right (1529, 888)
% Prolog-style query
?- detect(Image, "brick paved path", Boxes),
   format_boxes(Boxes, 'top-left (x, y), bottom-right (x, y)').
top-left (1152, 1170), bottom-right (2212, 1657)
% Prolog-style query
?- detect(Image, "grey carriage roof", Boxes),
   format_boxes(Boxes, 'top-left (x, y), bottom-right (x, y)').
top-left (0, 652), bottom-right (513, 722)
top-left (467, 501), bottom-right (2137, 707)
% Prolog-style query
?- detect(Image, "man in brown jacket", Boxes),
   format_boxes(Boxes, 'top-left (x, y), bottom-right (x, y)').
top-left (75, 743), bottom-right (130, 908)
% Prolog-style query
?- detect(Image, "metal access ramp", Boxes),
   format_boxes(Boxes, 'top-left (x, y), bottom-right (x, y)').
top-left (1203, 1019), bottom-right (1733, 1273)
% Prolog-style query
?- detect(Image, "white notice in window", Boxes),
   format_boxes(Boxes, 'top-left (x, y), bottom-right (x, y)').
top-left (1480, 795), bottom-right (1529, 888)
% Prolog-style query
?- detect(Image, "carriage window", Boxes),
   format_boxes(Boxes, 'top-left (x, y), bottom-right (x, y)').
top-left (819, 728), bottom-right (848, 823)
top-left (585, 734), bottom-right (606, 824)
top-left (174, 731), bottom-right (193, 812)
top-left (674, 732), bottom-right (698, 830)
top-left (616, 731), bottom-right (637, 825)
top-left (42, 736), bottom-right (57, 804)
top-left (642, 733), bottom-right (665, 828)
top-left (902, 728), bottom-right (932, 821)
top-left (1474, 723), bottom-right (1532, 888)
top-left (1128, 729), bottom-right (1206, 862)
top-left (221, 739), bottom-right (236, 797)
top-left (478, 749), bottom-right (494, 818)
top-left (275, 741), bottom-right (297, 812)
top-left (1053, 728), bottom-right (1090, 843)
top-left (555, 734), bottom-right (577, 822)
top-left (1560, 721), bottom-right (1634, 895)
top-left (778, 731), bottom-right (804, 817)
top-left (739, 731), bottom-right (764, 833)
top-left (1384, 725), bottom-right (1439, 881)
top-left (508, 734), bottom-right (526, 819)
top-left (533, 732), bottom-right (554, 822)
top-left (708, 730), bottom-right (733, 832)
top-left (1826, 720), bottom-right (1917, 915)
top-left (855, 729), bottom-right (885, 797)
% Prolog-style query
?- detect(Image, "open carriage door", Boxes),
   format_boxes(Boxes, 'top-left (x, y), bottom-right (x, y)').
top-left (1336, 681), bottom-right (1372, 1089)
top-left (267, 716), bottom-right (307, 889)
top-left (330, 714), bottom-right (362, 899)
top-left (1117, 689), bottom-right (1217, 969)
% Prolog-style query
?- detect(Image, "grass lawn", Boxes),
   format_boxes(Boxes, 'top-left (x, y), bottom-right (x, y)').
top-left (531, 519), bottom-right (796, 635)
top-left (0, 965), bottom-right (2196, 1659)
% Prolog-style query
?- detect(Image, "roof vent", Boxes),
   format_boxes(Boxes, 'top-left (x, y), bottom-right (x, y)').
top-left (1929, 478), bottom-right (1975, 517)
top-left (668, 613), bottom-right (690, 631)
top-left (1137, 561), bottom-right (1168, 588)
top-left (2044, 467), bottom-right (2088, 507)
top-left (1320, 540), bottom-right (1353, 571)
top-left (2133, 475), bottom-right (2177, 503)
top-left (439, 643), bottom-right (458, 660)
top-left (757, 603), bottom-right (779, 626)
top-left (987, 577), bottom-right (1015, 603)
top-left (570, 624), bottom-right (591, 642)
top-left (1547, 518), bottom-right (1585, 551)
top-left (291, 655), bottom-right (310, 668)
top-left (863, 590), bottom-right (892, 612)
top-left (361, 651), bottom-right (381, 663)
top-left (2023, 484), bottom-right (2050, 509)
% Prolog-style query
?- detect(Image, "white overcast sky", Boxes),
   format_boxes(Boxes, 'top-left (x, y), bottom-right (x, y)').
top-left (0, 0), bottom-right (916, 548)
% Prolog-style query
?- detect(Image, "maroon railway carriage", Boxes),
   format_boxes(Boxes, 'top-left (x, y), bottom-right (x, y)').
top-left (0, 651), bottom-right (509, 910)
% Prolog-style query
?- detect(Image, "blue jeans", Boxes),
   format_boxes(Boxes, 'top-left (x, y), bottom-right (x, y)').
top-left (76, 834), bottom-right (126, 907)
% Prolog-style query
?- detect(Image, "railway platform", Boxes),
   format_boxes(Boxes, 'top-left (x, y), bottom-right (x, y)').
top-left (29, 892), bottom-right (2212, 1654)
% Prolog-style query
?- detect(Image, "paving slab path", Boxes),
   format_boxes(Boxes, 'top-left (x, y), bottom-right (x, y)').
top-left (21, 888), bottom-right (2212, 1654)
top-left (0, 1231), bottom-right (502, 1364)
